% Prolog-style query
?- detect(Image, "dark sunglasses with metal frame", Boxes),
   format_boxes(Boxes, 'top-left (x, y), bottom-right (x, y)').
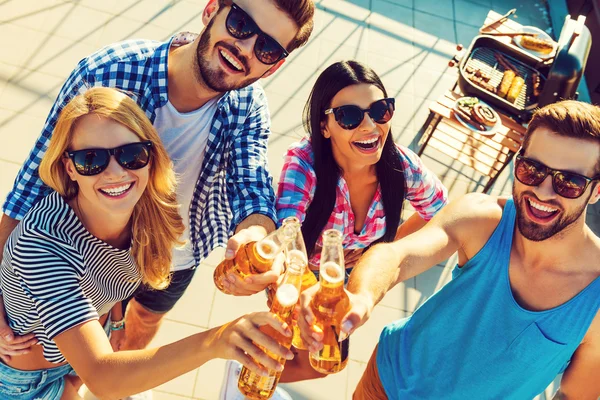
top-left (515, 151), bottom-right (600, 199)
top-left (65, 141), bottom-right (153, 176)
top-left (325, 98), bottom-right (395, 130)
top-left (224, 2), bottom-right (289, 65)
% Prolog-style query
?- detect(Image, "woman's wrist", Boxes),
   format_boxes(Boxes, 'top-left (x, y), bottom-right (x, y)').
top-left (110, 318), bottom-right (125, 331)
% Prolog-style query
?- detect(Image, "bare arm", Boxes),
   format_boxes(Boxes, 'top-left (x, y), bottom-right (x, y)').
top-left (0, 214), bottom-right (19, 264)
top-left (553, 312), bottom-right (600, 399)
top-left (108, 302), bottom-right (124, 351)
top-left (298, 193), bottom-right (501, 349)
top-left (0, 214), bottom-right (38, 361)
top-left (55, 311), bottom-right (293, 400)
top-left (394, 212), bottom-right (428, 241)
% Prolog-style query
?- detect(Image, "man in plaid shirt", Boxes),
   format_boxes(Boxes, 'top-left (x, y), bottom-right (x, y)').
top-left (0, 0), bottom-right (314, 356)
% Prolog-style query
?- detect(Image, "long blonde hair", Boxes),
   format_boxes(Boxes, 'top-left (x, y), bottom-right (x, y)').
top-left (39, 87), bottom-right (184, 290)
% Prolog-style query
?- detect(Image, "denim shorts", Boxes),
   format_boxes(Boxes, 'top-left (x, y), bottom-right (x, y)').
top-left (0, 314), bottom-right (113, 399)
top-left (123, 266), bottom-right (197, 313)
top-left (0, 362), bottom-right (73, 399)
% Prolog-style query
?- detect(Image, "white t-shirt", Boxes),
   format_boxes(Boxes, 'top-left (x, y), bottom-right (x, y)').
top-left (154, 98), bottom-right (220, 271)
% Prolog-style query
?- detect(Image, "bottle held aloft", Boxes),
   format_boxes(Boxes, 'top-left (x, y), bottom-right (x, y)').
top-left (309, 229), bottom-right (350, 374)
top-left (213, 218), bottom-right (297, 294)
top-left (237, 225), bottom-right (307, 399)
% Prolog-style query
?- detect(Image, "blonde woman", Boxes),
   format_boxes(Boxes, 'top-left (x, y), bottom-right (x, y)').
top-left (0, 87), bottom-right (293, 399)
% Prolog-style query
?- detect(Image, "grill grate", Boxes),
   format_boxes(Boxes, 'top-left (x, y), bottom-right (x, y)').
top-left (463, 47), bottom-right (544, 110)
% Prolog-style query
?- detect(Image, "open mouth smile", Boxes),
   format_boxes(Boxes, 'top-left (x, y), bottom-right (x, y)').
top-left (218, 48), bottom-right (244, 73)
top-left (98, 182), bottom-right (134, 199)
top-left (525, 197), bottom-right (560, 223)
top-left (352, 136), bottom-right (380, 154)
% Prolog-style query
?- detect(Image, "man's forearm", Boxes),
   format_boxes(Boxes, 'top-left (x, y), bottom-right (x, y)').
top-left (395, 213), bottom-right (427, 241)
top-left (346, 242), bottom-right (404, 307)
top-left (0, 214), bottom-right (19, 264)
top-left (235, 213), bottom-right (276, 234)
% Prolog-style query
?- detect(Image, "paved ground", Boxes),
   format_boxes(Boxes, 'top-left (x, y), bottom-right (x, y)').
top-left (0, 0), bottom-right (584, 399)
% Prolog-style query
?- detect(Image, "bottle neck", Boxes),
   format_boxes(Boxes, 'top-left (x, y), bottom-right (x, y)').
top-left (318, 261), bottom-right (345, 296)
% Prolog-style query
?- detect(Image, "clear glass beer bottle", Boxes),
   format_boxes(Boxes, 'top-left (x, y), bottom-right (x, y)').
top-left (237, 225), bottom-right (307, 399)
top-left (213, 217), bottom-right (297, 294)
top-left (308, 229), bottom-right (350, 374)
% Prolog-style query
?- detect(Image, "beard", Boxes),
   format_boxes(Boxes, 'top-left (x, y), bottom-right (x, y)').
top-left (513, 182), bottom-right (590, 241)
top-left (194, 19), bottom-right (261, 93)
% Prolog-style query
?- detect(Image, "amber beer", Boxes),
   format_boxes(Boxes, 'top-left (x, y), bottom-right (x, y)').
top-left (238, 245), bottom-right (307, 399)
top-left (262, 220), bottom-right (313, 350)
top-left (291, 267), bottom-right (318, 349)
top-left (309, 229), bottom-right (350, 374)
top-left (213, 218), bottom-right (297, 294)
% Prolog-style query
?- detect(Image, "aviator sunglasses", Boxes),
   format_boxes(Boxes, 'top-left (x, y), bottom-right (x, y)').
top-left (225, 2), bottom-right (289, 65)
top-left (325, 98), bottom-right (395, 130)
top-left (515, 152), bottom-right (600, 199)
top-left (65, 141), bottom-right (153, 176)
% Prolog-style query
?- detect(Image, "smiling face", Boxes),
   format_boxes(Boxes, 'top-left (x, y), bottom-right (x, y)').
top-left (195, 0), bottom-right (298, 92)
top-left (513, 127), bottom-right (600, 241)
top-left (322, 84), bottom-right (392, 170)
top-left (63, 114), bottom-right (150, 218)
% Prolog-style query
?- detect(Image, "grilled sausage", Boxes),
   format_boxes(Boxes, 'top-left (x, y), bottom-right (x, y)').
top-left (532, 72), bottom-right (542, 98)
top-left (454, 108), bottom-right (486, 131)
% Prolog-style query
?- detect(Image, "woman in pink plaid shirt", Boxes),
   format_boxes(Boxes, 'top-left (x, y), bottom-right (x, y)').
top-left (276, 60), bottom-right (449, 383)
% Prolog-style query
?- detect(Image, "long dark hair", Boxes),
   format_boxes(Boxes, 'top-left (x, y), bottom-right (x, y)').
top-left (301, 60), bottom-right (406, 257)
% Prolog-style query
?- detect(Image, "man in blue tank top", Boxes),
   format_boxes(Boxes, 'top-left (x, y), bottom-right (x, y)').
top-left (299, 100), bottom-right (600, 399)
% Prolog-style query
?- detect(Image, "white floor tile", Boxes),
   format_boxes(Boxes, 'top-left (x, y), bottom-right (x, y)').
top-left (349, 305), bottom-right (408, 363)
top-left (166, 266), bottom-right (216, 329)
top-left (148, 320), bottom-right (205, 397)
top-left (0, 161), bottom-right (21, 203)
top-left (0, 112), bottom-right (46, 165)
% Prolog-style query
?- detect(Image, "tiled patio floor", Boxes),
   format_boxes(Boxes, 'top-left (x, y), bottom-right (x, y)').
top-left (0, 0), bottom-right (572, 399)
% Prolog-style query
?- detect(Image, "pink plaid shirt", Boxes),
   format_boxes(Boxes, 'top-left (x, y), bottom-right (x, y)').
top-left (276, 138), bottom-right (448, 267)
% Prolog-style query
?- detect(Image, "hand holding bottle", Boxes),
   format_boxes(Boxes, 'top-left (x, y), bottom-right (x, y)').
top-left (210, 311), bottom-right (294, 374)
top-left (215, 224), bottom-right (289, 296)
top-left (219, 253), bottom-right (286, 296)
top-left (299, 286), bottom-right (375, 353)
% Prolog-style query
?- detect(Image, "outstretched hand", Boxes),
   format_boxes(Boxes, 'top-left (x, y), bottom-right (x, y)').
top-left (222, 225), bottom-right (285, 296)
top-left (212, 311), bottom-right (294, 374)
top-left (298, 285), bottom-right (375, 353)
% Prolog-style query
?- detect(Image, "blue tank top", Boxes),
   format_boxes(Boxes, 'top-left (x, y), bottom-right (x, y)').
top-left (377, 198), bottom-right (600, 399)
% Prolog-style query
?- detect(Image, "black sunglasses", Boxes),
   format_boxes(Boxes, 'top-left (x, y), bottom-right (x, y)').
top-left (66, 141), bottom-right (153, 176)
top-left (324, 98), bottom-right (395, 130)
top-left (225, 3), bottom-right (289, 65)
top-left (515, 152), bottom-right (599, 199)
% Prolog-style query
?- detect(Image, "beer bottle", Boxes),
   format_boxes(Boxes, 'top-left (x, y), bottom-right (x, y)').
top-left (308, 229), bottom-right (350, 374)
top-left (291, 264), bottom-right (318, 349)
top-left (213, 217), bottom-right (297, 294)
top-left (263, 220), bottom-right (315, 350)
top-left (237, 224), bottom-right (307, 399)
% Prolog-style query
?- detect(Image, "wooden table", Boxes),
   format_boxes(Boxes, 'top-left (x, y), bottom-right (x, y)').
top-left (416, 10), bottom-right (529, 193)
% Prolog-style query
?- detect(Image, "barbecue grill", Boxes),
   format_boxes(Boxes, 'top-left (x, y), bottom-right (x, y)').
top-left (457, 15), bottom-right (591, 122)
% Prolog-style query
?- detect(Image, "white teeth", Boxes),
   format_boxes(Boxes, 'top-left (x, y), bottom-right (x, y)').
top-left (528, 199), bottom-right (557, 213)
top-left (354, 137), bottom-right (379, 145)
top-left (220, 50), bottom-right (242, 71)
top-left (100, 183), bottom-right (133, 197)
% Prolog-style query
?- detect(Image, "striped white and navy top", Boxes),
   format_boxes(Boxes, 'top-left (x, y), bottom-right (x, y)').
top-left (0, 191), bottom-right (140, 363)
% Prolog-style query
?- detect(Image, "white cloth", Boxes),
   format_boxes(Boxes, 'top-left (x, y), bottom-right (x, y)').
top-left (155, 98), bottom-right (219, 271)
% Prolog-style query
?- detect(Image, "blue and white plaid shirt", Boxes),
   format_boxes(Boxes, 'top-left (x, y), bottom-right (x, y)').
top-left (2, 33), bottom-right (277, 266)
